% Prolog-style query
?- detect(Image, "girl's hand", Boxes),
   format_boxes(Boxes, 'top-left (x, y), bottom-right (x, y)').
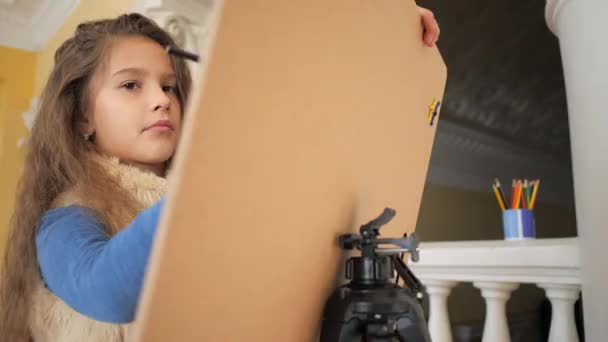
top-left (418, 6), bottom-right (440, 47)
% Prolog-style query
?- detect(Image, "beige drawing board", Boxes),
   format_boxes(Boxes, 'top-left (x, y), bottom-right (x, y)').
top-left (132, 1), bottom-right (446, 340)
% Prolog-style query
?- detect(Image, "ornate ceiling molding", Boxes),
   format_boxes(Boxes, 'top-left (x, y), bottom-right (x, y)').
top-left (0, 0), bottom-right (79, 51)
top-left (428, 119), bottom-right (575, 208)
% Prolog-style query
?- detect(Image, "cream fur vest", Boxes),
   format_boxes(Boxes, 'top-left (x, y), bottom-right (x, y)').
top-left (29, 156), bottom-right (168, 342)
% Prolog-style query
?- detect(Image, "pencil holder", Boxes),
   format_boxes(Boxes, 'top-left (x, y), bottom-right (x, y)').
top-left (502, 209), bottom-right (535, 240)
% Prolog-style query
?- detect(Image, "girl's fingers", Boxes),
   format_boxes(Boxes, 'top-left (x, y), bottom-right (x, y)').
top-left (418, 7), bottom-right (440, 47)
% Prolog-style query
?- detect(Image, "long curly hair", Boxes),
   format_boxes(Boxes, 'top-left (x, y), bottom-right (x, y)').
top-left (0, 13), bottom-right (191, 340)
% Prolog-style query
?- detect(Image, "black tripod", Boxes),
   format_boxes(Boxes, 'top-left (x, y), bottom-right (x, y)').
top-left (320, 208), bottom-right (431, 342)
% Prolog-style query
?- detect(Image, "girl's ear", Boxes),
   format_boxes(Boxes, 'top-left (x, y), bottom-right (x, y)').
top-left (79, 114), bottom-right (96, 138)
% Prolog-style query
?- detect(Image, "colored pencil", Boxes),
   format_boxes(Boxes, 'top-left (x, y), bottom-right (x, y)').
top-left (511, 179), bottom-right (517, 209)
top-left (493, 184), bottom-right (506, 210)
top-left (524, 180), bottom-right (530, 208)
top-left (523, 180), bottom-right (527, 207)
top-left (494, 178), bottom-right (507, 209)
top-left (530, 180), bottom-right (540, 209)
top-left (514, 180), bottom-right (522, 209)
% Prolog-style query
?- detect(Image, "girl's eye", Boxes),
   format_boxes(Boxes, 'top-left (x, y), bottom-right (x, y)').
top-left (121, 82), bottom-right (139, 90)
top-left (162, 85), bottom-right (177, 93)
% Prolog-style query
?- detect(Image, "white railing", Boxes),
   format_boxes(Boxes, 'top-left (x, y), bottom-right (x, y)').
top-left (409, 238), bottom-right (581, 342)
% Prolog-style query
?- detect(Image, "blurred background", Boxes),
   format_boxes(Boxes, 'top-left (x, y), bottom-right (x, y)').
top-left (413, 1), bottom-right (577, 340)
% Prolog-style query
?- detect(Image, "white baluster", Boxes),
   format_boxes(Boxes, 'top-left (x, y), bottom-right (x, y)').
top-left (424, 279), bottom-right (458, 342)
top-left (473, 281), bottom-right (519, 342)
top-left (538, 283), bottom-right (581, 342)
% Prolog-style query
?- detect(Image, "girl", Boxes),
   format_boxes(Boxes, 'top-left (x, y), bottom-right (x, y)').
top-left (0, 10), bottom-right (439, 342)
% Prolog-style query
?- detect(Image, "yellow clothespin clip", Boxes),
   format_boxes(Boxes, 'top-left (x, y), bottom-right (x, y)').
top-left (427, 98), bottom-right (441, 126)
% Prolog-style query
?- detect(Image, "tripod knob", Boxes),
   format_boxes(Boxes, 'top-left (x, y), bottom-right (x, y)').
top-left (345, 256), bottom-right (394, 283)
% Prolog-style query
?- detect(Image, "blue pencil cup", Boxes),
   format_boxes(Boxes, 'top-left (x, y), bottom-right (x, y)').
top-left (502, 209), bottom-right (535, 240)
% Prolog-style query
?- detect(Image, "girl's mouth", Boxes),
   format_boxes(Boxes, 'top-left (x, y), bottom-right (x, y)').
top-left (144, 119), bottom-right (174, 132)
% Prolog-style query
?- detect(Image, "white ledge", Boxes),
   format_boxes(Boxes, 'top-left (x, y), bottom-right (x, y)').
top-left (409, 238), bottom-right (580, 285)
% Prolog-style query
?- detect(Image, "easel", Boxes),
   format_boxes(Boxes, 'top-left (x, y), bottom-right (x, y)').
top-left (131, 1), bottom-right (446, 340)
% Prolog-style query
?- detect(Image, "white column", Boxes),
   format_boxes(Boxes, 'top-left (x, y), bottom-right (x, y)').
top-left (545, 1), bottom-right (608, 340)
top-left (473, 282), bottom-right (519, 342)
top-left (538, 283), bottom-right (581, 342)
top-left (424, 279), bottom-right (458, 342)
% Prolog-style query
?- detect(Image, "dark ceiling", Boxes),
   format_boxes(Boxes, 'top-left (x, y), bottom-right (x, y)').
top-left (420, 0), bottom-right (571, 163)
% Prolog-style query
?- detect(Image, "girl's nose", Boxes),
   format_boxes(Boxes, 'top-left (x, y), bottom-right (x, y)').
top-left (151, 85), bottom-right (171, 112)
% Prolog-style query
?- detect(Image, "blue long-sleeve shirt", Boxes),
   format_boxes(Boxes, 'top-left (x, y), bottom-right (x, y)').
top-left (36, 198), bottom-right (165, 323)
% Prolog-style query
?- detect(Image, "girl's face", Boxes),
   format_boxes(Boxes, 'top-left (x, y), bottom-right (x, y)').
top-left (87, 35), bottom-right (182, 176)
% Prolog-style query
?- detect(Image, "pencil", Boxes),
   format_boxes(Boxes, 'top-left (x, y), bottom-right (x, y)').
top-left (511, 179), bottom-right (517, 209)
top-left (530, 180), bottom-right (540, 209)
top-left (514, 180), bottom-right (522, 209)
top-left (520, 181), bottom-right (527, 209)
top-left (494, 178), bottom-right (507, 209)
top-left (523, 179), bottom-right (530, 208)
top-left (493, 184), bottom-right (506, 210)
top-left (166, 45), bottom-right (200, 62)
